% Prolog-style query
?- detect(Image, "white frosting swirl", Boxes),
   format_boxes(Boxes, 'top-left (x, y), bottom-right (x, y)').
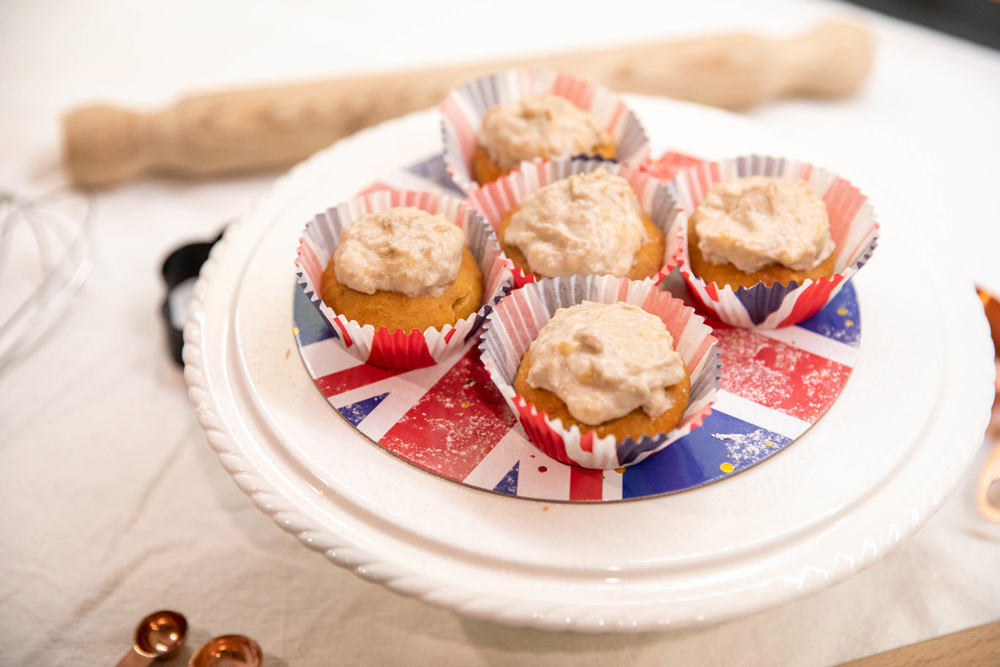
top-left (505, 169), bottom-right (646, 277)
top-left (527, 301), bottom-right (685, 425)
top-left (694, 177), bottom-right (834, 272)
top-left (333, 206), bottom-right (464, 297)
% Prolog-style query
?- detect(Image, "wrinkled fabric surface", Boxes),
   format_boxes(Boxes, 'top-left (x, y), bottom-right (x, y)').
top-left (2, 1), bottom-right (999, 666)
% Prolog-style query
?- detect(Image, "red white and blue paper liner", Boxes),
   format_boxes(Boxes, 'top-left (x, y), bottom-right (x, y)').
top-left (440, 68), bottom-right (651, 193)
top-left (667, 155), bottom-right (879, 329)
top-left (295, 189), bottom-right (513, 369)
top-left (292, 153), bottom-right (864, 502)
top-left (466, 156), bottom-right (684, 288)
top-left (479, 275), bottom-right (720, 470)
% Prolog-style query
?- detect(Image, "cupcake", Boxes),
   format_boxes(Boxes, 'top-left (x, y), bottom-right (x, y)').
top-left (667, 155), bottom-right (879, 329)
top-left (321, 206), bottom-right (483, 332)
top-left (296, 189), bottom-right (513, 369)
top-left (472, 93), bottom-right (615, 185)
top-left (514, 301), bottom-right (692, 442)
top-left (440, 68), bottom-right (650, 193)
top-left (468, 156), bottom-right (682, 288)
top-left (687, 176), bottom-right (837, 290)
top-left (480, 275), bottom-right (720, 469)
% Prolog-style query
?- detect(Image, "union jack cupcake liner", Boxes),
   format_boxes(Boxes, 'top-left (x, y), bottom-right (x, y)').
top-left (295, 188), bottom-right (514, 369)
top-left (466, 156), bottom-right (684, 288)
top-left (666, 154), bottom-right (880, 329)
top-left (479, 275), bottom-right (721, 470)
top-left (440, 68), bottom-right (651, 193)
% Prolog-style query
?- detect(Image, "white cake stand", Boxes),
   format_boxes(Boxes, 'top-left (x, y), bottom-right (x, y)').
top-left (183, 96), bottom-right (994, 631)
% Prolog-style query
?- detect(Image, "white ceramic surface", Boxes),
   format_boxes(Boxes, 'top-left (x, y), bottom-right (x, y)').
top-left (183, 96), bottom-right (995, 631)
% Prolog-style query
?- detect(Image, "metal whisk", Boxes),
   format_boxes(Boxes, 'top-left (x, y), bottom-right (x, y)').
top-left (0, 189), bottom-right (93, 376)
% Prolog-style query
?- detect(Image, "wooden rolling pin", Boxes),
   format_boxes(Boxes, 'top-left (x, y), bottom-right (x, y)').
top-left (63, 21), bottom-right (872, 188)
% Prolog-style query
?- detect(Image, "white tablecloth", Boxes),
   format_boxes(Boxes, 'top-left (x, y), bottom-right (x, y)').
top-left (1, 1), bottom-right (998, 664)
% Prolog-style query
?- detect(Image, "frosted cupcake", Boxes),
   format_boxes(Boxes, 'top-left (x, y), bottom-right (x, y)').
top-left (687, 176), bottom-right (837, 290)
top-left (467, 157), bottom-right (682, 288)
top-left (440, 68), bottom-right (649, 192)
top-left (514, 301), bottom-right (692, 443)
top-left (321, 206), bottom-right (483, 332)
top-left (296, 189), bottom-right (513, 369)
top-left (472, 93), bottom-right (616, 185)
top-left (480, 275), bottom-right (719, 469)
top-left (667, 155), bottom-right (879, 328)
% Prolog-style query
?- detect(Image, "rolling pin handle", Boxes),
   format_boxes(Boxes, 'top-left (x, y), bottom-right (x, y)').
top-left (63, 106), bottom-right (154, 189)
top-left (780, 21), bottom-right (875, 99)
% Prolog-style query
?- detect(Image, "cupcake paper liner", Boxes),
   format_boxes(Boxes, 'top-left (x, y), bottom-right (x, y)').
top-left (479, 275), bottom-right (720, 469)
top-left (467, 156), bottom-right (683, 288)
top-left (640, 150), bottom-right (705, 181)
top-left (440, 68), bottom-right (651, 193)
top-left (296, 189), bottom-right (514, 369)
top-left (667, 155), bottom-right (880, 329)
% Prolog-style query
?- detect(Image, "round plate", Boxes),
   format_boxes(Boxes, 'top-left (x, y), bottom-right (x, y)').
top-left (183, 96), bottom-right (994, 631)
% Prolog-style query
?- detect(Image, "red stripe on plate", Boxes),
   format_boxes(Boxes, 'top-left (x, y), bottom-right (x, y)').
top-left (569, 467), bottom-right (605, 501)
top-left (316, 363), bottom-right (404, 396)
top-left (713, 326), bottom-right (852, 422)
top-left (379, 348), bottom-right (518, 479)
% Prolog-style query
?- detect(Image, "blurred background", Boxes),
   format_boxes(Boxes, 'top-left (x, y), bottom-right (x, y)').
top-left (2, 0), bottom-right (998, 286)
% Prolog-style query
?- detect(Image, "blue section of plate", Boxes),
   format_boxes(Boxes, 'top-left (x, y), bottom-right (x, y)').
top-left (338, 393), bottom-right (389, 427)
top-left (406, 155), bottom-right (467, 196)
top-left (494, 462), bottom-right (520, 496)
top-left (622, 410), bottom-right (794, 498)
top-left (797, 286), bottom-right (861, 346)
